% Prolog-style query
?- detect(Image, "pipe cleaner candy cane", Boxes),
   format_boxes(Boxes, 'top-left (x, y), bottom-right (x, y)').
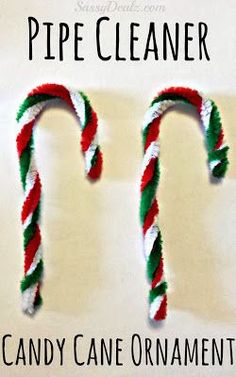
top-left (16, 83), bottom-right (103, 315)
top-left (140, 87), bottom-right (229, 321)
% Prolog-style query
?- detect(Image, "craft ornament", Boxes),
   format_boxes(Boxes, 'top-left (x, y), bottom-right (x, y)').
top-left (16, 83), bottom-right (103, 315)
top-left (140, 87), bottom-right (229, 321)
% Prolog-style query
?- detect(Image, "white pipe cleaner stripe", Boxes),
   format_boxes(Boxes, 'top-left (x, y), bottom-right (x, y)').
top-left (26, 247), bottom-right (43, 277)
top-left (142, 100), bottom-right (177, 130)
top-left (144, 225), bottom-right (159, 259)
top-left (142, 142), bottom-right (160, 176)
top-left (149, 295), bottom-right (165, 320)
top-left (18, 100), bottom-right (53, 129)
top-left (209, 159), bottom-right (221, 171)
top-left (24, 155), bottom-right (38, 198)
top-left (153, 277), bottom-right (165, 289)
top-left (22, 284), bottom-right (38, 314)
top-left (69, 91), bottom-right (86, 128)
top-left (85, 144), bottom-right (97, 173)
top-left (201, 98), bottom-right (213, 132)
top-left (23, 214), bottom-right (33, 230)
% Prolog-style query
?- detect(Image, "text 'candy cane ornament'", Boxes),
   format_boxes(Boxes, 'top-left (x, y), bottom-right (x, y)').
top-left (140, 87), bottom-right (229, 321)
top-left (16, 83), bottom-right (103, 315)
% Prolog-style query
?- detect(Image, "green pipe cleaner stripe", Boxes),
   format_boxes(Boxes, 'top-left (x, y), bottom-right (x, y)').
top-left (23, 203), bottom-right (41, 248)
top-left (142, 126), bottom-right (150, 148)
top-left (21, 259), bottom-right (43, 292)
top-left (19, 136), bottom-right (34, 190)
top-left (151, 93), bottom-right (190, 106)
top-left (149, 281), bottom-right (168, 303)
top-left (16, 94), bottom-right (55, 122)
top-left (208, 145), bottom-right (229, 162)
top-left (206, 102), bottom-right (222, 151)
top-left (147, 232), bottom-right (162, 280)
top-left (140, 161), bottom-right (160, 225)
top-left (212, 159), bottom-right (229, 178)
top-left (79, 92), bottom-right (92, 129)
top-left (90, 146), bottom-right (100, 168)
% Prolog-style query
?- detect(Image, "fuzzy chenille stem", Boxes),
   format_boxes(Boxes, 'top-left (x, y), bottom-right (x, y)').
top-left (16, 83), bottom-right (103, 314)
top-left (140, 87), bottom-right (229, 321)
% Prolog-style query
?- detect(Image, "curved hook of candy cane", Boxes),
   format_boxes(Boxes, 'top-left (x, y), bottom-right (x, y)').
top-left (16, 83), bottom-right (103, 315)
top-left (140, 87), bottom-right (229, 322)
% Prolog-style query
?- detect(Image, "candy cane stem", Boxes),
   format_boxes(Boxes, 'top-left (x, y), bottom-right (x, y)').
top-left (140, 87), bottom-right (229, 321)
top-left (17, 83), bottom-right (103, 315)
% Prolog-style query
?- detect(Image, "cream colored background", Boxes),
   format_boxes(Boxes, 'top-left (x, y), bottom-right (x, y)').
top-left (0, 0), bottom-right (236, 376)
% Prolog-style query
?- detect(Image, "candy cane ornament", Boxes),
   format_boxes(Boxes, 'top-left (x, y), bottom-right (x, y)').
top-left (140, 87), bottom-right (229, 321)
top-left (16, 83), bottom-right (103, 315)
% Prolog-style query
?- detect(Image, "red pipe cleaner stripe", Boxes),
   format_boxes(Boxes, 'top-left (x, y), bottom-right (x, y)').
top-left (16, 121), bottom-right (34, 157)
top-left (81, 110), bottom-right (98, 152)
top-left (151, 257), bottom-right (164, 289)
top-left (141, 157), bottom-right (158, 192)
top-left (153, 294), bottom-right (167, 321)
top-left (21, 174), bottom-right (41, 223)
top-left (143, 199), bottom-right (159, 235)
top-left (144, 117), bottom-right (160, 151)
top-left (28, 83), bottom-right (74, 109)
top-left (160, 87), bottom-right (203, 112)
top-left (214, 128), bottom-right (224, 150)
top-left (88, 150), bottom-right (103, 180)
